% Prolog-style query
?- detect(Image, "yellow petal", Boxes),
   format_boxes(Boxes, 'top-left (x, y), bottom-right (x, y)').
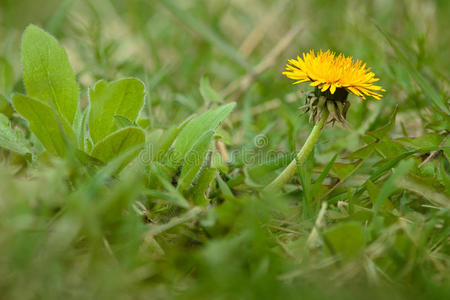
top-left (330, 84), bottom-right (336, 94)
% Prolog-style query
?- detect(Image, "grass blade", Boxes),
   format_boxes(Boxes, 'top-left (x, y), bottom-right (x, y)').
top-left (373, 21), bottom-right (449, 114)
top-left (160, 0), bottom-right (254, 72)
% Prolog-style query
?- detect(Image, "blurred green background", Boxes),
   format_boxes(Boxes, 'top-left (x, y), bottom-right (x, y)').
top-left (0, 0), bottom-right (449, 299)
top-left (1, 0), bottom-right (448, 126)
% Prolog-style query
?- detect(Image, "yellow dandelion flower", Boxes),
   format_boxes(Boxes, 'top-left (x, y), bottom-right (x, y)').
top-left (283, 49), bottom-right (386, 100)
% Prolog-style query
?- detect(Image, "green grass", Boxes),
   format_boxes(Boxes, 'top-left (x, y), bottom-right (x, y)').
top-left (0, 0), bottom-right (449, 299)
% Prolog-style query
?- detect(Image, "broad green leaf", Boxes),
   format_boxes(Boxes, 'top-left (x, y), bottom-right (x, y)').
top-left (73, 150), bottom-right (104, 168)
top-left (343, 143), bottom-right (377, 160)
top-left (374, 137), bottom-right (407, 158)
top-left (173, 102), bottom-right (235, 166)
top-left (217, 175), bottom-right (236, 200)
top-left (0, 114), bottom-right (30, 155)
top-left (396, 133), bottom-right (446, 149)
top-left (191, 167), bottom-right (217, 206)
top-left (12, 94), bottom-right (75, 156)
top-left (88, 78), bottom-right (145, 144)
top-left (323, 222), bottom-right (365, 259)
top-left (332, 162), bottom-right (356, 180)
top-left (90, 127), bottom-right (145, 165)
top-left (140, 116), bottom-right (194, 165)
top-left (114, 115), bottom-right (134, 129)
top-left (22, 25), bottom-right (79, 124)
top-left (90, 144), bottom-right (147, 184)
top-left (177, 130), bottom-right (214, 193)
top-left (200, 76), bottom-right (223, 103)
top-left (0, 57), bottom-right (14, 95)
top-left (156, 115), bottom-right (194, 162)
top-left (137, 118), bottom-right (151, 129)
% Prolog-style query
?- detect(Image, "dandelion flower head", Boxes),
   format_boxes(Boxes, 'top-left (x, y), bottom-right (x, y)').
top-left (283, 50), bottom-right (385, 100)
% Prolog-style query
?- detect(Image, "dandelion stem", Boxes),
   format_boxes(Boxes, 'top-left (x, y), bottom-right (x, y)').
top-left (265, 110), bottom-right (329, 192)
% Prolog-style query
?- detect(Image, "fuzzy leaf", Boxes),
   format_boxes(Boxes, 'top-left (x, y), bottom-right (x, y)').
top-left (114, 115), bottom-right (134, 129)
top-left (90, 127), bottom-right (145, 165)
top-left (177, 130), bottom-right (214, 193)
top-left (89, 78), bottom-right (144, 144)
top-left (173, 102), bottom-right (235, 166)
top-left (12, 94), bottom-right (75, 156)
top-left (22, 25), bottom-right (79, 124)
top-left (191, 167), bottom-right (217, 206)
top-left (155, 116), bottom-right (194, 162)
